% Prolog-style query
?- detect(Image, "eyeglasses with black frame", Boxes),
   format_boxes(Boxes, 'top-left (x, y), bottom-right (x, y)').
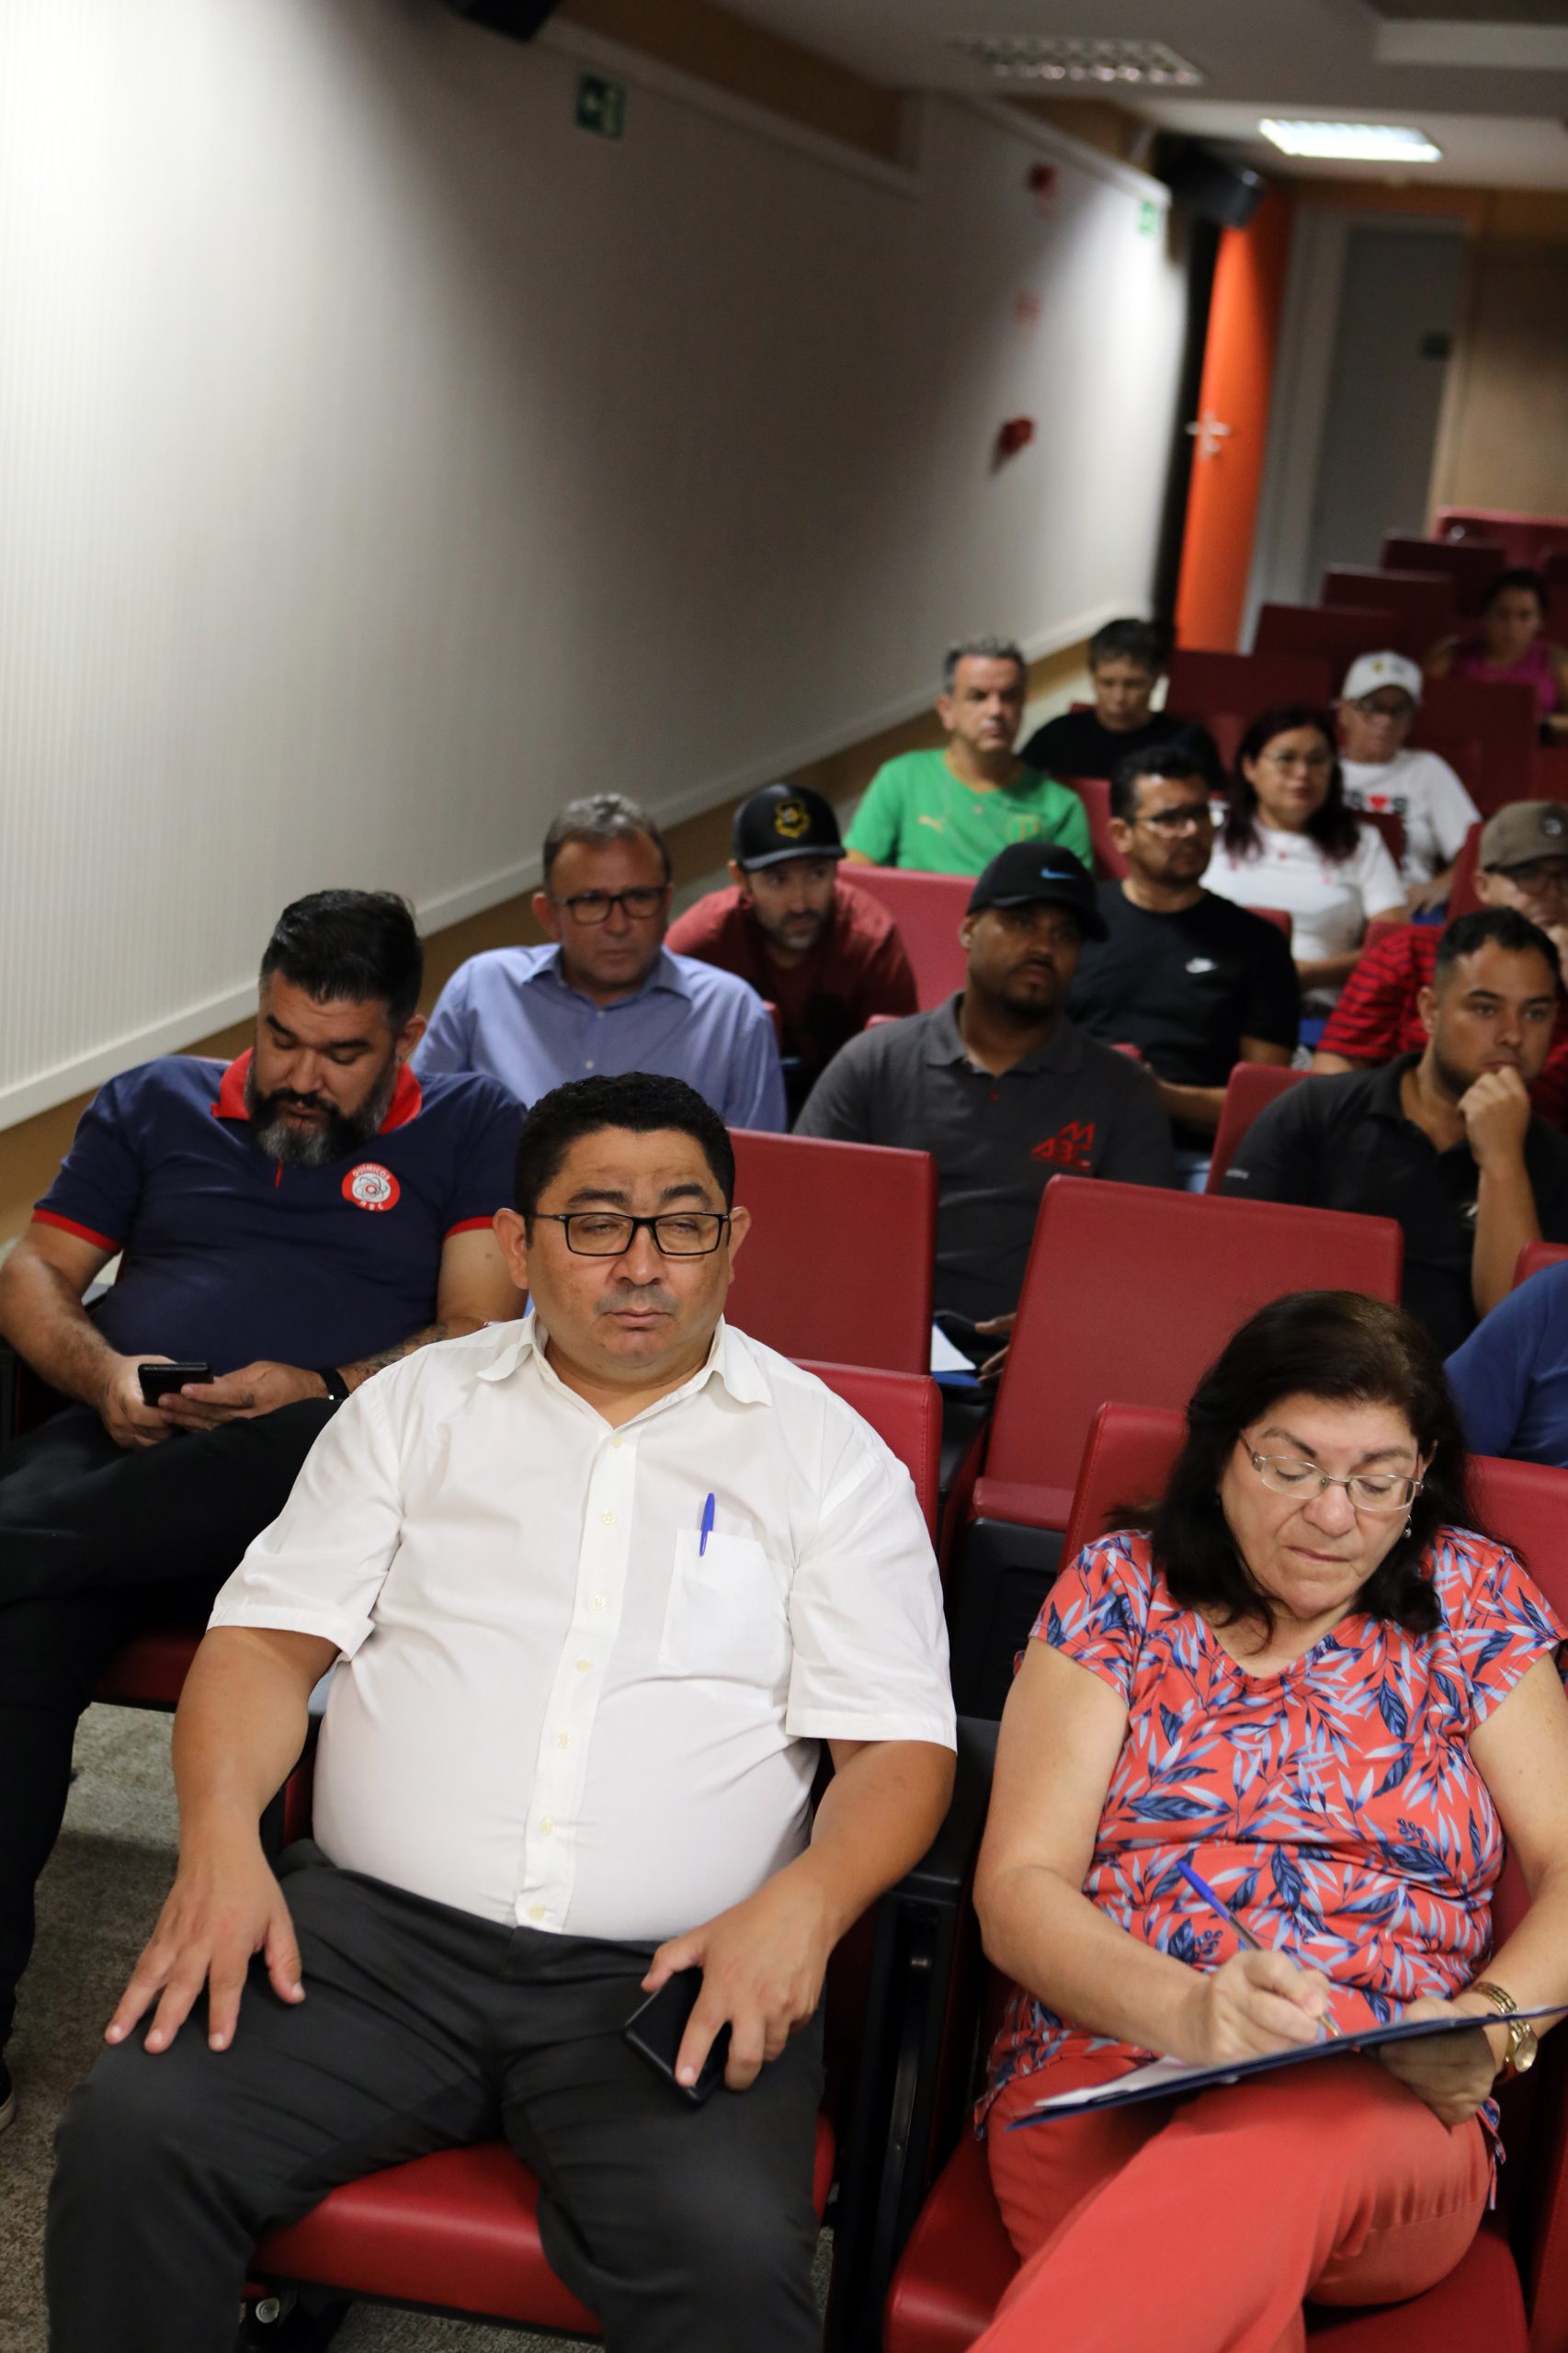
top-left (535, 1211), bottom-right (732, 1257)
top-left (553, 887), bottom-right (668, 926)
top-left (1246, 1448), bottom-right (1422, 1515)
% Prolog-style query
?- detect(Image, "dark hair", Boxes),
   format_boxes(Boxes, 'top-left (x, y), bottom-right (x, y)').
top-left (1435, 904), bottom-right (1561, 988)
top-left (1089, 617), bottom-right (1171, 676)
top-left (542, 794), bottom-right (671, 891)
top-left (513, 1072), bottom-right (735, 1222)
top-left (258, 891), bottom-right (423, 1029)
top-left (1221, 704), bottom-right (1359, 863)
top-left (1108, 744), bottom-right (1210, 823)
top-left (1483, 566), bottom-right (1548, 616)
top-left (1149, 1290), bottom-right (1480, 1643)
top-left (941, 635), bottom-right (1026, 694)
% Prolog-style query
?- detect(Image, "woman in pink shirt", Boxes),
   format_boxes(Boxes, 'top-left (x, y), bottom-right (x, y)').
top-left (1428, 567), bottom-right (1568, 738)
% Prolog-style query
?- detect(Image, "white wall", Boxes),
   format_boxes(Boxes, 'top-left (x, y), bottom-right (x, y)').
top-left (0, 0), bottom-right (1184, 1126)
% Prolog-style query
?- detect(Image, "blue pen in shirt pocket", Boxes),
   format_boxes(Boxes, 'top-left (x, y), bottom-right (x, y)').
top-left (699, 1493), bottom-right (715, 1557)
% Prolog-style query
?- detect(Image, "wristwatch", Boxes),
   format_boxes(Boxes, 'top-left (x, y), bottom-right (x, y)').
top-left (316, 1365), bottom-right (352, 1404)
top-left (1470, 1980), bottom-right (1539, 2080)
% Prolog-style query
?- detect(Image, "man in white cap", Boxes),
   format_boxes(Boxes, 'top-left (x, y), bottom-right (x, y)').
top-left (1336, 650), bottom-right (1479, 915)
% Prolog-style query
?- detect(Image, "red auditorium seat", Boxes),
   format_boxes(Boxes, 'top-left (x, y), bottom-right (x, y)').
top-left (1064, 776), bottom-right (1124, 879)
top-left (1165, 648), bottom-right (1333, 722)
top-left (247, 1359), bottom-right (945, 2344)
top-left (1414, 678), bottom-right (1539, 809)
top-left (1358, 806), bottom-right (1404, 869)
top-left (1255, 603), bottom-right (1425, 667)
top-left (886, 1408), bottom-right (1568, 2353)
top-left (1380, 534), bottom-right (1507, 618)
top-left (1204, 1063), bottom-right (1303, 1194)
top-left (1448, 822), bottom-right (1484, 918)
top-left (840, 865), bottom-right (969, 1010)
top-left (725, 1128), bottom-right (937, 1375)
top-left (1532, 744), bottom-right (1568, 800)
top-left (943, 1177), bottom-right (1403, 1716)
top-left (1514, 1240), bottom-right (1568, 1290)
top-left (1321, 566), bottom-right (1455, 648)
top-left (1434, 508), bottom-right (1568, 570)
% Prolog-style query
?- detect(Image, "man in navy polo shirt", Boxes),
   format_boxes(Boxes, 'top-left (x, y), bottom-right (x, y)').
top-left (0, 890), bottom-right (522, 2129)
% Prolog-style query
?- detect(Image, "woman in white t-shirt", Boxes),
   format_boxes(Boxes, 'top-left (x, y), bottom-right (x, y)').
top-left (1335, 650), bottom-right (1481, 915)
top-left (1203, 704), bottom-right (1405, 1009)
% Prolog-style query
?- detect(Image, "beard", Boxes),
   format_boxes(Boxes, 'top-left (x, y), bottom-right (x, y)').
top-left (245, 1056), bottom-right (398, 1167)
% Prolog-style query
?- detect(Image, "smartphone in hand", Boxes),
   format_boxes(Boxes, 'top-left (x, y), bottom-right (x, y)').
top-left (622, 1968), bottom-right (731, 2107)
top-left (137, 1361), bottom-right (214, 1405)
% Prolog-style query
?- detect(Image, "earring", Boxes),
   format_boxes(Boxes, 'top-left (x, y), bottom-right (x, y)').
top-left (1403, 1519), bottom-right (1413, 1540)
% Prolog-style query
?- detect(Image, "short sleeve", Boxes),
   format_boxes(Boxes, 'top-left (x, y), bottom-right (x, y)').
top-left (844, 766), bottom-right (903, 865)
top-left (1238, 921), bottom-right (1301, 1051)
top-left (1447, 1538), bottom-right (1564, 1730)
top-left (1050, 786), bottom-right (1094, 869)
top-left (1426, 759), bottom-right (1481, 863)
top-left (440, 1080), bottom-right (523, 1233)
top-left (1318, 930), bottom-right (1418, 1063)
top-left (1037, 1537), bottom-right (1153, 1705)
top-left (35, 1072), bottom-right (149, 1251)
top-left (1354, 824), bottom-right (1407, 920)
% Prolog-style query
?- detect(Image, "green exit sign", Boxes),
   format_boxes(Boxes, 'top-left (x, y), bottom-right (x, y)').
top-left (576, 73), bottom-right (626, 142)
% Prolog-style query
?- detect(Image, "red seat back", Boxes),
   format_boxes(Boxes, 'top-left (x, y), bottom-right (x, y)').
top-left (1205, 1064), bottom-right (1305, 1194)
top-left (1166, 649), bottom-right (1333, 724)
top-left (840, 865), bottom-right (969, 1011)
top-left (1358, 807), bottom-right (1405, 869)
top-left (1413, 678), bottom-right (1539, 807)
top-left (1252, 906), bottom-right (1293, 941)
top-left (1448, 822), bottom-right (1484, 918)
top-left (978, 1177), bottom-right (1403, 1528)
top-left (799, 1359), bottom-right (942, 1538)
top-left (1321, 567), bottom-right (1455, 649)
top-left (1381, 533), bottom-right (1507, 618)
top-left (1532, 744), bottom-right (1568, 801)
top-left (1255, 602), bottom-right (1424, 666)
top-left (1434, 509), bottom-right (1568, 569)
top-left (1514, 1240), bottom-right (1568, 1290)
top-left (1061, 776), bottom-right (1123, 879)
top-left (1545, 550), bottom-right (1568, 628)
top-left (1059, 1402), bottom-right (1186, 1568)
top-left (727, 1129), bottom-right (936, 1375)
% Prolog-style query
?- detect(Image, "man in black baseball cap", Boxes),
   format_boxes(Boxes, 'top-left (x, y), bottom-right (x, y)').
top-left (798, 842), bottom-right (1174, 1376)
top-left (668, 782), bottom-right (916, 1107)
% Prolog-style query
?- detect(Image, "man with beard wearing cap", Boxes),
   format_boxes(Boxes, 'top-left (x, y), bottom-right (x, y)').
top-left (667, 782), bottom-right (917, 1108)
top-left (0, 890), bottom-right (522, 2132)
top-left (796, 845), bottom-right (1175, 1377)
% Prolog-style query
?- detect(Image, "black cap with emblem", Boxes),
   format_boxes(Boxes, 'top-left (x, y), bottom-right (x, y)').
top-left (732, 782), bottom-right (846, 870)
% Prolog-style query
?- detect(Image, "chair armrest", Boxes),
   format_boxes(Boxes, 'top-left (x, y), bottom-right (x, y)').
top-left (824, 1718), bottom-right (997, 2352)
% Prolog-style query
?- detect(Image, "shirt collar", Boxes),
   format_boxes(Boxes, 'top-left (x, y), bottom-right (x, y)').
top-left (522, 944), bottom-right (693, 1008)
top-left (210, 1049), bottom-right (422, 1133)
top-left (1368, 1051), bottom-right (1423, 1123)
top-left (920, 995), bottom-right (1083, 1075)
top-left (476, 1309), bottom-right (769, 1410)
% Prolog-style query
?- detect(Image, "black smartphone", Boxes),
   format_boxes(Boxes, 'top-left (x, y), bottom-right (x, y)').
top-left (137, 1361), bottom-right (214, 1405)
top-left (621, 1967), bottom-right (731, 2108)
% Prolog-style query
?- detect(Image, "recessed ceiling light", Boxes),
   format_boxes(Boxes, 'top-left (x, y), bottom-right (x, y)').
top-left (1258, 119), bottom-right (1442, 163)
top-left (947, 35), bottom-right (1203, 87)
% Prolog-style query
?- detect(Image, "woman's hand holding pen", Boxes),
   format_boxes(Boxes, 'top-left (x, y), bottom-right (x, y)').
top-left (1376, 1992), bottom-right (1507, 2127)
top-left (1175, 1949), bottom-right (1333, 2067)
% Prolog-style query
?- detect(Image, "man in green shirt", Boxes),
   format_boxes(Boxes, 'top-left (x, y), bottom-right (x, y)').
top-left (845, 636), bottom-right (1093, 877)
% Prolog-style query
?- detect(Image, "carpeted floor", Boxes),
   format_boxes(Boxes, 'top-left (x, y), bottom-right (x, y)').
top-left (0, 1704), bottom-right (659, 2352)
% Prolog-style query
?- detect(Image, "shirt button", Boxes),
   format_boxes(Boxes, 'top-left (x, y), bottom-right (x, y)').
top-left (601, 1509), bottom-right (616, 1525)
top-left (576, 1657), bottom-right (593, 1672)
top-left (539, 1817), bottom-right (554, 1836)
top-left (528, 1904), bottom-right (547, 1923)
top-left (611, 1434), bottom-right (624, 1449)
top-left (556, 1732), bottom-right (572, 1748)
top-left (591, 1595), bottom-right (607, 1610)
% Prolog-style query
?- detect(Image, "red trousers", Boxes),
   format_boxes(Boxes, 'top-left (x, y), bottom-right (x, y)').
top-left (980, 2051), bottom-right (1489, 2353)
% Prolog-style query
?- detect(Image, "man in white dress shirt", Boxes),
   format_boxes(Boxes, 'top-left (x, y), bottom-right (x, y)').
top-left (47, 1073), bottom-right (957, 2353)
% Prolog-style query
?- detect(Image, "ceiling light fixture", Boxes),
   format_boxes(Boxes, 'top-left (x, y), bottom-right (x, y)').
top-left (946, 35), bottom-right (1203, 87)
top-left (1258, 119), bottom-right (1442, 163)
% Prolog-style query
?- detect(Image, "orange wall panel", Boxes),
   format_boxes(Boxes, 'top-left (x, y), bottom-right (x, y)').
top-left (1175, 189), bottom-right (1294, 652)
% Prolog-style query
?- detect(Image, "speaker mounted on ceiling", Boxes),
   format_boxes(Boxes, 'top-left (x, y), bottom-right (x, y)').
top-left (437, 0), bottom-right (562, 40)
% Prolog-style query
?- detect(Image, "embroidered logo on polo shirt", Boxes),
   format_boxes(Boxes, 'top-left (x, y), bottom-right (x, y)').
top-left (343, 1162), bottom-right (401, 1212)
top-left (1031, 1120), bottom-right (1095, 1171)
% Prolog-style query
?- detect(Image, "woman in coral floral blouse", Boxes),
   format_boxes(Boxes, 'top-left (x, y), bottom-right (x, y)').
top-left (973, 1290), bottom-right (1568, 2353)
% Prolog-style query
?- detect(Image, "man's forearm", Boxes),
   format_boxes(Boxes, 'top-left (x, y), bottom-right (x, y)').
top-left (1155, 1080), bottom-right (1224, 1136)
top-left (172, 1627), bottom-right (331, 1853)
top-left (0, 1253), bottom-right (119, 1408)
top-left (335, 1314), bottom-right (484, 1392)
top-left (1473, 1157), bottom-right (1540, 1319)
top-left (791, 1740), bottom-right (954, 1944)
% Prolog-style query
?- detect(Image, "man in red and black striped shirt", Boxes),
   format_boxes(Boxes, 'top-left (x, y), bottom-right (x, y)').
top-left (1314, 803), bottom-right (1568, 1125)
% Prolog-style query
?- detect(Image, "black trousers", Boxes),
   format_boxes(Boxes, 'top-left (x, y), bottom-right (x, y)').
top-left (0, 1401), bottom-right (336, 2048)
top-left (48, 1846), bottom-right (825, 2353)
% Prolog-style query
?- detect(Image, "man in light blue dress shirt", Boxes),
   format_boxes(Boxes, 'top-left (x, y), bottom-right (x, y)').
top-left (416, 795), bottom-right (787, 1131)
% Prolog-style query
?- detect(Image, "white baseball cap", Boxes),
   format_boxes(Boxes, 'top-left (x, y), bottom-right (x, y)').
top-left (1341, 650), bottom-right (1423, 706)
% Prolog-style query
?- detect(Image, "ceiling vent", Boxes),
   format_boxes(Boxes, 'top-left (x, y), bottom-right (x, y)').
top-left (945, 35), bottom-right (1203, 86)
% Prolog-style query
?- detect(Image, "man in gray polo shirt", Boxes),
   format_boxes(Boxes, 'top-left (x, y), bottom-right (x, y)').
top-left (795, 844), bottom-right (1176, 1373)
